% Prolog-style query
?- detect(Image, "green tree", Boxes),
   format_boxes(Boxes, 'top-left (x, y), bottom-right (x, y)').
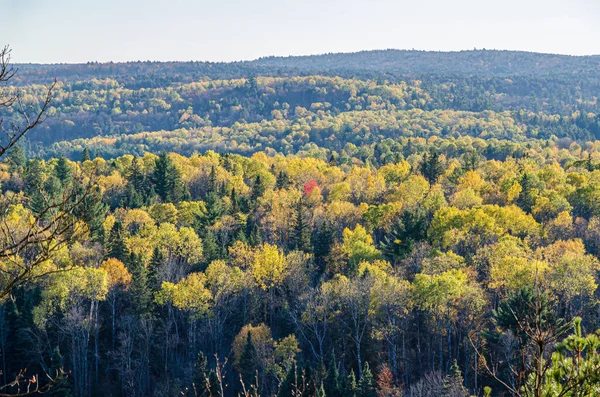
top-left (106, 221), bottom-right (128, 262)
top-left (420, 149), bottom-right (444, 184)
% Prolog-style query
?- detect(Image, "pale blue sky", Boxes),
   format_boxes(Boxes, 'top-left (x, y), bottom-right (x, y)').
top-left (3, 0), bottom-right (599, 63)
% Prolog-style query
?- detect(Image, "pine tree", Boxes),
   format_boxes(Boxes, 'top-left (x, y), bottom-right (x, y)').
top-left (275, 170), bottom-right (290, 190)
top-left (78, 185), bottom-right (107, 243)
top-left (239, 331), bottom-right (258, 387)
top-left (291, 199), bottom-right (311, 252)
top-left (358, 363), bottom-right (376, 397)
top-left (81, 148), bottom-right (91, 162)
top-left (202, 230), bottom-right (221, 263)
top-left (419, 149), bottom-right (444, 184)
top-left (126, 252), bottom-right (151, 317)
top-left (147, 247), bottom-right (164, 293)
top-left (313, 221), bottom-right (333, 272)
top-left (346, 370), bottom-right (359, 397)
top-left (8, 146), bottom-right (26, 173)
top-left (442, 361), bottom-right (468, 397)
top-left (55, 156), bottom-right (72, 183)
top-left (152, 151), bottom-right (182, 202)
top-left (106, 221), bottom-right (128, 262)
top-left (250, 175), bottom-right (265, 202)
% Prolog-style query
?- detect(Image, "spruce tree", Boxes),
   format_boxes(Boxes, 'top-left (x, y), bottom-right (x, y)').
top-left (147, 247), bottom-right (164, 293)
top-left (239, 331), bottom-right (258, 387)
top-left (250, 175), bottom-right (265, 202)
top-left (152, 151), bottom-right (182, 202)
top-left (55, 156), bottom-right (72, 183)
top-left (106, 221), bottom-right (128, 262)
top-left (275, 170), bottom-right (290, 190)
top-left (23, 158), bottom-right (46, 215)
top-left (324, 353), bottom-right (343, 397)
top-left (419, 149), bottom-right (444, 184)
top-left (126, 252), bottom-right (151, 317)
top-left (358, 362), bottom-right (376, 397)
top-left (79, 185), bottom-right (107, 243)
top-left (291, 199), bottom-right (311, 252)
top-left (81, 148), bottom-right (91, 162)
top-left (202, 230), bottom-right (221, 263)
top-left (313, 221), bottom-right (333, 272)
top-left (442, 361), bottom-right (468, 397)
top-left (346, 370), bottom-right (359, 397)
top-left (230, 187), bottom-right (239, 214)
top-left (8, 146), bottom-right (26, 173)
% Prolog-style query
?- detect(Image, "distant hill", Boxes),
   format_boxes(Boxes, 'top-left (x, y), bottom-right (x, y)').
top-left (12, 50), bottom-right (600, 85)
top-left (250, 49), bottom-right (600, 77)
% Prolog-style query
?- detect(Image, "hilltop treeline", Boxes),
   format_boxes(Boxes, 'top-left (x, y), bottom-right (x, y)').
top-left (2, 74), bottom-right (599, 159)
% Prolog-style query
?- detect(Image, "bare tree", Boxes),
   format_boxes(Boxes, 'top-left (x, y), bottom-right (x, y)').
top-left (0, 45), bottom-right (98, 396)
top-left (0, 46), bottom-right (55, 159)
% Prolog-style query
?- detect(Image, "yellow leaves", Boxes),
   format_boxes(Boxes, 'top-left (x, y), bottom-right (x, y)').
top-left (34, 266), bottom-right (109, 327)
top-left (490, 257), bottom-right (549, 291)
top-left (506, 181), bottom-right (522, 203)
top-left (101, 258), bottom-right (132, 289)
top-left (251, 243), bottom-right (288, 291)
top-left (328, 182), bottom-right (352, 202)
top-left (122, 209), bottom-right (155, 235)
top-left (149, 203), bottom-right (178, 224)
top-left (537, 239), bottom-right (600, 301)
top-left (389, 175), bottom-right (430, 209)
top-left (450, 188), bottom-right (483, 209)
top-left (342, 224), bottom-right (382, 268)
top-left (412, 269), bottom-right (479, 320)
top-left (156, 273), bottom-right (212, 317)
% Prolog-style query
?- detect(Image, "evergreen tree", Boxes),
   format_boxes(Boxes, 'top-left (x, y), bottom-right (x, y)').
top-left (126, 252), bottom-right (151, 317)
top-left (202, 230), bottom-right (221, 263)
top-left (230, 187), bottom-right (239, 214)
top-left (147, 247), bottom-right (164, 293)
top-left (275, 170), bottom-right (290, 190)
top-left (516, 171), bottom-right (541, 213)
top-left (23, 158), bottom-right (46, 214)
top-left (461, 149), bottom-right (482, 172)
top-left (152, 151), bottom-right (183, 202)
top-left (54, 156), bottom-right (72, 183)
top-left (106, 221), bottom-right (128, 262)
top-left (442, 361), bottom-right (468, 397)
top-left (81, 148), bottom-right (91, 162)
top-left (239, 331), bottom-right (258, 387)
top-left (345, 370), bottom-right (359, 397)
top-left (313, 221), bottom-right (333, 272)
top-left (358, 362), bottom-right (376, 397)
top-left (324, 353), bottom-right (343, 397)
top-left (78, 185), bottom-right (107, 243)
top-left (208, 165), bottom-right (218, 195)
top-left (250, 175), bottom-right (265, 202)
top-left (8, 146), bottom-right (26, 173)
top-left (291, 199), bottom-right (311, 252)
top-left (380, 208), bottom-right (427, 265)
top-left (419, 149), bottom-right (444, 184)
top-left (124, 156), bottom-right (148, 208)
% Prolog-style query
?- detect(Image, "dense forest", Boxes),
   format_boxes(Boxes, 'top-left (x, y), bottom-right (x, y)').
top-left (2, 49), bottom-right (600, 397)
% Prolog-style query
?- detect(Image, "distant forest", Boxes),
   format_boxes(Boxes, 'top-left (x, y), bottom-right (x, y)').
top-left (4, 49), bottom-right (600, 161)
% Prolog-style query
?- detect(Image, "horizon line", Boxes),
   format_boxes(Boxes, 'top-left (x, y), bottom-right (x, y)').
top-left (11, 47), bottom-right (600, 66)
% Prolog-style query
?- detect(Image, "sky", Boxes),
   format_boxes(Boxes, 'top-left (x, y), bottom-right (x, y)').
top-left (3, 0), bottom-right (600, 63)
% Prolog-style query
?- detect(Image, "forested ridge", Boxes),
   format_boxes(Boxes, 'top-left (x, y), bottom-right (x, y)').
top-left (2, 49), bottom-right (600, 397)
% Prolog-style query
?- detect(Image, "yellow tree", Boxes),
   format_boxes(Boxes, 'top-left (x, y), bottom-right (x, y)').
top-left (250, 243), bottom-right (288, 325)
